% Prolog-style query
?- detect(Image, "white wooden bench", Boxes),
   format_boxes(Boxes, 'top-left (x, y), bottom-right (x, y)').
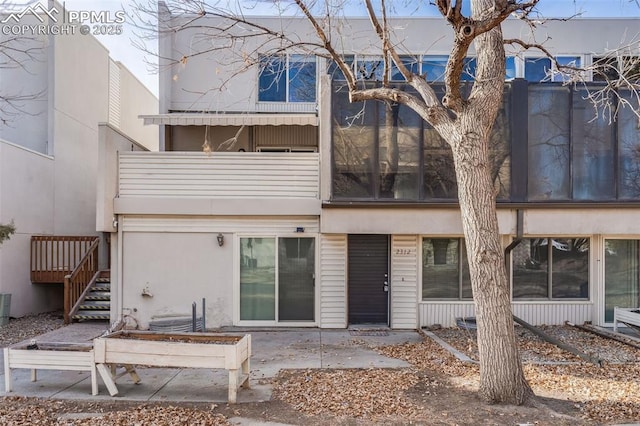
top-left (613, 307), bottom-right (640, 333)
top-left (3, 342), bottom-right (98, 395)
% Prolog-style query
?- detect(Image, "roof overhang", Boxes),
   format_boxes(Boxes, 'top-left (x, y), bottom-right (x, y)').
top-left (139, 113), bottom-right (318, 127)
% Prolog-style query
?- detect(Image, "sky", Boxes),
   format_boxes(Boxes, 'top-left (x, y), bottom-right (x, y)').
top-left (5, 0), bottom-right (640, 97)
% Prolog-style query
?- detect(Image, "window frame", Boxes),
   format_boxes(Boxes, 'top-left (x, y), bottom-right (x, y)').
top-left (510, 237), bottom-right (590, 301)
top-left (257, 53), bottom-right (318, 104)
top-left (421, 237), bottom-right (472, 301)
top-left (521, 54), bottom-right (584, 82)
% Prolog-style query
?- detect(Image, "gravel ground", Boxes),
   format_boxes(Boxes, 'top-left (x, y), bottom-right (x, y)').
top-left (2, 314), bottom-right (640, 425)
top-left (0, 311), bottom-right (65, 346)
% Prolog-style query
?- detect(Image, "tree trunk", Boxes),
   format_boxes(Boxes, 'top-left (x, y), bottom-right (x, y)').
top-left (446, 0), bottom-right (533, 405)
top-left (451, 130), bottom-right (533, 404)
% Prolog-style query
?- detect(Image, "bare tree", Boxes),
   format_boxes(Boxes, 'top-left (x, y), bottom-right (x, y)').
top-left (131, 0), bottom-right (640, 405)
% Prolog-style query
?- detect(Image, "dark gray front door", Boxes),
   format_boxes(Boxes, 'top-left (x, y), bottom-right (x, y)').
top-left (348, 234), bottom-right (389, 324)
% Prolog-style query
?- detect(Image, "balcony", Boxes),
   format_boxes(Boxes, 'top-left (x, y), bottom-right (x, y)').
top-left (111, 151), bottom-right (321, 217)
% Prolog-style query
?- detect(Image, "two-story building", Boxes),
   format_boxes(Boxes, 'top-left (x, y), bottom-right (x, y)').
top-left (99, 12), bottom-right (640, 330)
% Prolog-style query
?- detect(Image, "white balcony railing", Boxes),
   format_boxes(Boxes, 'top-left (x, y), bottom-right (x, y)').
top-left (117, 151), bottom-right (319, 200)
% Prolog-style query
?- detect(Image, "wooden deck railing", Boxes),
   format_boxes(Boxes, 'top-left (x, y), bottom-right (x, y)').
top-left (31, 236), bottom-right (98, 283)
top-left (63, 238), bottom-right (100, 324)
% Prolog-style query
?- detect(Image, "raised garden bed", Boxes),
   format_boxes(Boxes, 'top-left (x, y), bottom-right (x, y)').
top-left (3, 342), bottom-right (98, 395)
top-left (93, 331), bottom-right (251, 403)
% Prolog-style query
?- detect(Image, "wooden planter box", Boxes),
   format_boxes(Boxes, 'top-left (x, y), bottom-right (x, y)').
top-left (613, 307), bottom-right (640, 333)
top-left (3, 342), bottom-right (98, 395)
top-left (93, 331), bottom-right (251, 403)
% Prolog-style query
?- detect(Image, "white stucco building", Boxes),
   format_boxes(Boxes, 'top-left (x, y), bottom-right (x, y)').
top-left (98, 10), bottom-right (640, 330)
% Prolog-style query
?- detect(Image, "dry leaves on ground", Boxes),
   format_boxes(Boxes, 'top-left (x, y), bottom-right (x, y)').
top-left (378, 327), bottom-right (640, 424)
top-left (273, 368), bottom-right (430, 421)
top-left (0, 397), bottom-right (230, 426)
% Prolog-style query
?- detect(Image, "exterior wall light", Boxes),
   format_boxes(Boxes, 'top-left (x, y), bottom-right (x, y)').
top-left (217, 233), bottom-right (224, 247)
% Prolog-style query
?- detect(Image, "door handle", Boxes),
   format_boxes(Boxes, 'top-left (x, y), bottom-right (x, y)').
top-left (383, 281), bottom-right (389, 292)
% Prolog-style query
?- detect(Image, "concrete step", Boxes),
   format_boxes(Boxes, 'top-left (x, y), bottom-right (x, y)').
top-left (72, 311), bottom-right (110, 321)
top-left (78, 300), bottom-right (111, 310)
top-left (85, 291), bottom-right (110, 301)
top-left (92, 282), bottom-right (110, 289)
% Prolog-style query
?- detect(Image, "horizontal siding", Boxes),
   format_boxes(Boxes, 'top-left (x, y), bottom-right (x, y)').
top-left (320, 234), bottom-right (347, 328)
top-left (420, 303), bottom-right (476, 328)
top-left (109, 60), bottom-right (121, 128)
top-left (254, 126), bottom-right (318, 147)
top-left (420, 302), bottom-right (593, 328)
top-left (512, 303), bottom-right (593, 326)
top-left (391, 235), bottom-right (418, 329)
top-left (122, 216), bottom-right (319, 233)
top-left (118, 152), bottom-right (319, 199)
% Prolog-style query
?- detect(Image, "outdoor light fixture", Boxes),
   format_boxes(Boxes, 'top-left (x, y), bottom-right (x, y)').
top-left (217, 233), bottom-right (224, 247)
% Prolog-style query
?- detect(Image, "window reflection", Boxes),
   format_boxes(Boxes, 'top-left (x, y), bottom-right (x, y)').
top-left (331, 82), bottom-right (510, 201)
top-left (259, 54), bottom-right (317, 103)
top-left (422, 238), bottom-right (472, 300)
top-left (512, 238), bottom-right (589, 300)
top-left (572, 90), bottom-right (615, 200)
top-left (528, 86), bottom-right (571, 200)
top-left (379, 102), bottom-right (421, 199)
top-left (618, 91), bottom-right (640, 199)
top-left (240, 238), bottom-right (276, 320)
top-left (604, 239), bottom-right (640, 322)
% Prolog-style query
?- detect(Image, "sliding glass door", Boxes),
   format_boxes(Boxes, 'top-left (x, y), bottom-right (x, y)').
top-left (240, 237), bottom-right (315, 323)
top-left (604, 239), bottom-right (640, 323)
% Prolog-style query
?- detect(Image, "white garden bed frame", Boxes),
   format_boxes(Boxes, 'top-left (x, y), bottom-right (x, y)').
top-left (3, 342), bottom-right (98, 395)
top-left (93, 331), bottom-right (251, 403)
top-left (613, 307), bottom-right (640, 333)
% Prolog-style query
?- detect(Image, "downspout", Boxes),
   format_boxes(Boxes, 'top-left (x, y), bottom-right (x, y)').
top-left (117, 213), bottom-right (124, 324)
top-left (504, 209), bottom-right (523, 271)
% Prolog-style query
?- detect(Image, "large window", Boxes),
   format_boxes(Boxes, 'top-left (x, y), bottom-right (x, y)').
top-left (331, 82), bottom-right (511, 201)
top-left (240, 237), bottom-right (315, 322)
top-left (618, 91), bottom-right (640, 199)
top-left (528, 85), bottom-right (617, 201)
top-left (512, 238), bottom-right (589, 300)
top-left (604, 239), bottom-right (640, 322)
top-left (422, 238), bottom-right (471, 300)
top-left (593, 56), bottom-right (640, 83)
top-left (524, 56), bottom-right (581, 82)
top-left (258, 54), bottom-right (317, 103)
top-left (330, 55), bottom-right (515, 82)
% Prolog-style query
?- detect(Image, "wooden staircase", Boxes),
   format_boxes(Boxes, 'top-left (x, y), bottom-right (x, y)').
top-left (71, 270), bottom-right (111, 322)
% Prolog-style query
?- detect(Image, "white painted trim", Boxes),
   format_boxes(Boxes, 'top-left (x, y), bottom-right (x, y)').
top-left (140, 113), bottom-right (318, 127)
top-left (114, 198), bottom-right (321, 216)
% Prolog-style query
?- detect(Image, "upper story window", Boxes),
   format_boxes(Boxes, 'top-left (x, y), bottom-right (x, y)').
top-left (356, 56), bottom-right (386, 81)
top-left (524, 56), bottom-right (581, 82)
top-left (258, 54), bottom-right (317, 103)
top-left (330, 55), bottom-right (515, 82)
top-left (390, 55), bottom-right (420, 80)
top-left (593, 56), bottom-right (640, 82)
